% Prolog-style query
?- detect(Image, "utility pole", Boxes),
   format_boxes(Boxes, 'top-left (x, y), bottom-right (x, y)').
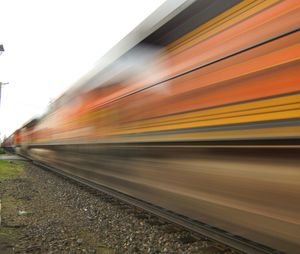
top-left (0, 45), bottom-right (6, 105)
top-left (0, 45), bottom-right (5, 141)
top-left (0, 82), bottom-right (9, 106)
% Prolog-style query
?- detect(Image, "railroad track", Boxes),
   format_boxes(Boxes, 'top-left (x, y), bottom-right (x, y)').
top-left (30, 159), bottom-right (283, 254)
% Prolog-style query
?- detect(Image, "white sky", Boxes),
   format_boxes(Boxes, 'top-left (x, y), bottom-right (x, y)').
top-left (0, 0), bottom-right (165, 138)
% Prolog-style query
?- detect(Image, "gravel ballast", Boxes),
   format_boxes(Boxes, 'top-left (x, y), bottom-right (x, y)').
top-left (0, 161), bottom-right (240, 253)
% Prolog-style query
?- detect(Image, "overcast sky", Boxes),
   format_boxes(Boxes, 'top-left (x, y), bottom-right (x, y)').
top-left (0, 0), bottom-right (165, 138)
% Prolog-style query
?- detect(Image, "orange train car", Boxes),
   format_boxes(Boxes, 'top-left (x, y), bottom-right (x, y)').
top-left (29, 0), bottom-right (300, 144)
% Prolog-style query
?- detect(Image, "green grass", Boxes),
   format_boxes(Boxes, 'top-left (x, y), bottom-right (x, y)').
top-left (0, 160), bottom-right (24, 179)
top-left (0, 226), bottom-right (20, 240)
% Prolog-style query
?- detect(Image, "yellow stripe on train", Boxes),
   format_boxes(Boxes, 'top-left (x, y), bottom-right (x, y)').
top-left (117, 93), bottom-right (300, 134)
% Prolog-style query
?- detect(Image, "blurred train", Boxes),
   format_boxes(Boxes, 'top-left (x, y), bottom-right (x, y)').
top-left (2, 0), bottom-right (300, 253)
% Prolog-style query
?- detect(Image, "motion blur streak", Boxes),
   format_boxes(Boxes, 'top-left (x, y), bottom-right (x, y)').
top-left (2, 1), bottom-right (300, 253)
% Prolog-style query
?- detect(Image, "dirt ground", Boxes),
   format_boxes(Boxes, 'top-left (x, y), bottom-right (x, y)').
top-left (0, 159), bottom-right (27, 253)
